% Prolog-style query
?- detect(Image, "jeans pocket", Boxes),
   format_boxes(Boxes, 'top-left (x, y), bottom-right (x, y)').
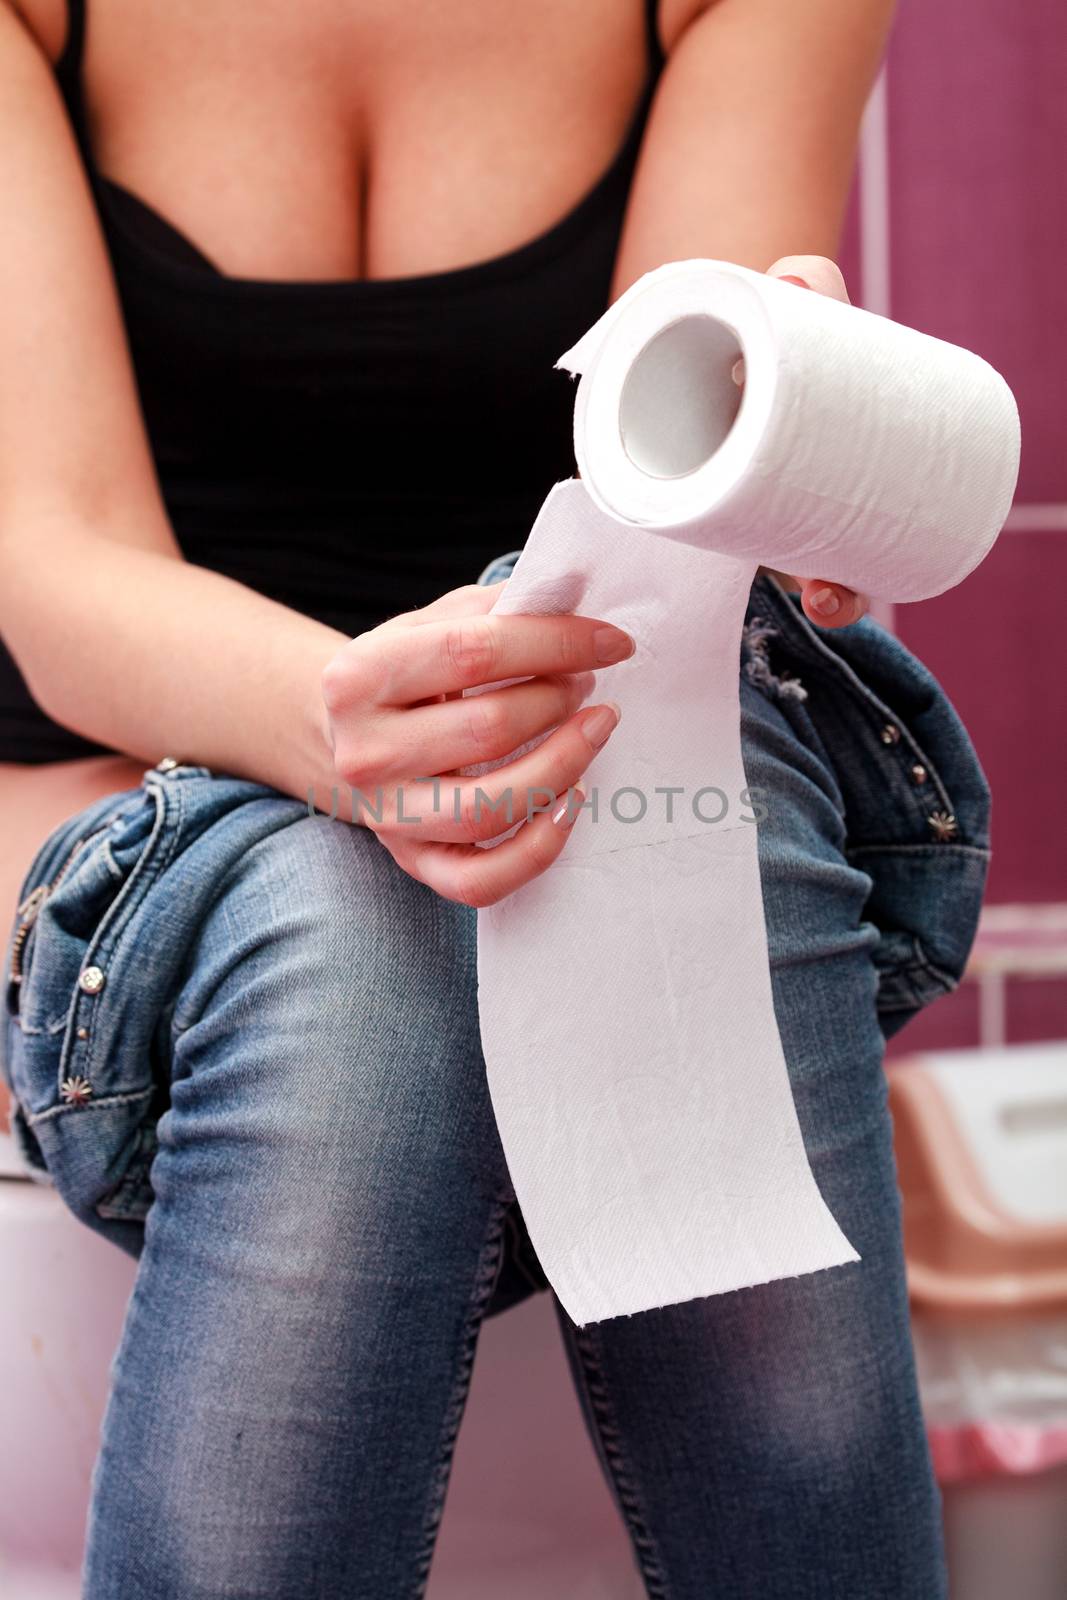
top-left (10, 799), bottom-right (155, 1041)
top-left (3, 779), bottom-right (167, 1217)
top-left (850, 840), bottom-right (992, 1039)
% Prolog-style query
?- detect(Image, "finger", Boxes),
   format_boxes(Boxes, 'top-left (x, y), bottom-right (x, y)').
top-left (368, 611), bottom-right (635, 704)
top-left (357, 701), bottom-right (620, 844)
top-left (766, 254), bottom-right (851, 305)
top-left (800, 581), bottom-right (869, 627)
top-left (390, 787), bottom-right (587, 908)
top-left (342, 671), bottom-right (596, 784)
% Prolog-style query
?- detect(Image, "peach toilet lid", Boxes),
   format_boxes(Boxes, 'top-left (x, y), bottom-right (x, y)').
top-left (889, 1043), bottom-right (1067, 1313)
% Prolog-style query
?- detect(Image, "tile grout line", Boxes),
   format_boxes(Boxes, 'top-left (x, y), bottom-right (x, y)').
top-left (858, 66), bottom-right (897, 633)
top-left (1004, 506), bottom-right (1067, 531)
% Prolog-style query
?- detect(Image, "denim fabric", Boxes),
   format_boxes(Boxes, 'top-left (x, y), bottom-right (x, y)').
top-left (744, 574), bottom-right (991, 1036)
top-left (0, 566), bottom-right (987, 1597)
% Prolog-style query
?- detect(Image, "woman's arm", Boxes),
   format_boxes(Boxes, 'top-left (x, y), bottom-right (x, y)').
top-left (0, 2), bottom-right (344, 800)
top-left (615, 0), bottom-right (895, 290)
top-left (0, 4), bottom-right (627, 896)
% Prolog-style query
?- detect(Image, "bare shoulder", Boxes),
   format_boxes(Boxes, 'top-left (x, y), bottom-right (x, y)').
top-left (4, 0), bottom-right (67, 62)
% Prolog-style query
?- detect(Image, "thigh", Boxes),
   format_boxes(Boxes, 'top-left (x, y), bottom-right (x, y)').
top-left (1, 765), bottom-right (513, 1598)
top-left (552, 677), bottom-right (947, 1600)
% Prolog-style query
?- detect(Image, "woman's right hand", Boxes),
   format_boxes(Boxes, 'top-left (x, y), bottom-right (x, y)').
top-left (318, 580), bottom-right (633, 907)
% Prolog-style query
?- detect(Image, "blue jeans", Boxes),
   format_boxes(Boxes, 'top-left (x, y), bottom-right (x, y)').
top-left (2, 571), bottom-right (990, 1598)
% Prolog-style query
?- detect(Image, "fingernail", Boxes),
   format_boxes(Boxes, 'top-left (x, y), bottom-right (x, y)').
top-left (809, 586), bottom-right (841, 617)
top-left (553, 787), bottom-right (585, 827)
top-left (583, 701), bottom-right (621, 750)
top-left (594, 627), bottom-right (636, 664)
top-left (731, 356), bottom-right (746, 386)
top-left (777, 274), bottom-right (811, 289)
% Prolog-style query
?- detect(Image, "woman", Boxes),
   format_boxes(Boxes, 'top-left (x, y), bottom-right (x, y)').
top-left (0, 1), bottom-right (985, 1594)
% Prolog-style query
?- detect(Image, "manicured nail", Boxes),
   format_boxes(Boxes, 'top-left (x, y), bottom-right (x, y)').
top-left (583, 701), bottom-right (621, 750)
top-left (809, 586), bottom-right (841, 617)
top-left (553, 788), bottom-right (585, 827)
top-left (594, 627), bottom-right (636, 664)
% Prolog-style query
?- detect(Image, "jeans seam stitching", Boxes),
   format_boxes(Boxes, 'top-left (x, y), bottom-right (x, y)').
top-left (570, 1322), bottom-right (673, 1599)
top-left (66, 776), bottom-right (183, 1091)
top-left (409, 1193), bottom-right (511, 1597)
top-left (847, 843), bottom-right (991, 861)
top-left (26, 1085), bottom-right (154, 1127)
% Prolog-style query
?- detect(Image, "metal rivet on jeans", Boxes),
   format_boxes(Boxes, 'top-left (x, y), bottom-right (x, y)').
top-left (927, 811), bottom-right (959, 842)
top-left (76, 1026), bottom-right (89, 1040)
top-left (79, 965), bottom-right (106, 995)
top-left (880, 724), bottom-right (901, 745)
top-left (911, 764), bottom-right (928, 785)
top-left (156, 756), bottom-right (179, 773)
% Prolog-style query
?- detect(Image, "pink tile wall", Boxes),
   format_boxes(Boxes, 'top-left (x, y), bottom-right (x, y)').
top-left (887, 0), bottom-right (1064, 503)
top-left (844, 2), bottom-right (1066, 1048)
top-left (853, 0), bottom-right (1065, 908)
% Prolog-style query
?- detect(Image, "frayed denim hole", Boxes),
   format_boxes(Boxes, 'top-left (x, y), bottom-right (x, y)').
top-left (741, 615), bottom-right (809, 702)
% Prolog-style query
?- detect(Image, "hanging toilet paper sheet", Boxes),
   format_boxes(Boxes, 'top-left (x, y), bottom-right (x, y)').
top-left (474, 259), bottom-right (1020, 1328)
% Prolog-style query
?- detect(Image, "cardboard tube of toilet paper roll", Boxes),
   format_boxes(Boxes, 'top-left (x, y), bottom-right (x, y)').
top-left (475, 259), bottom-right (1020, 1328)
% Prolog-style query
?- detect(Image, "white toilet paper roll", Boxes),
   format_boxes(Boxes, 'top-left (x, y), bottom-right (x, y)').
top-left (567, 258), bottom-right (1019, 596)
top-left (476, 259), bottom-right (1020, 1328)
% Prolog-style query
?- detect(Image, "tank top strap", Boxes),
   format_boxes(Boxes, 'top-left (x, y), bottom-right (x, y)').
top-left (54, 0), bottom-right (91, 155)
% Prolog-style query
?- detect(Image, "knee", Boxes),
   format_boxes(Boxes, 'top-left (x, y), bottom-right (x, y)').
top-left (180, 810), bottom-right (474, 1005)
top-left (739, 678), bottom-right (877, 960)
top-left (739, 679), bottom-right (888, 1151)
top-left (162, 815), bottom-right (506, 1244)
top-left (174, 812), bottom-right (478, 1068)
top-left (722, 1271), bottom-right (925, 1501)
top-left (740, 679), bottom-right (872, 936)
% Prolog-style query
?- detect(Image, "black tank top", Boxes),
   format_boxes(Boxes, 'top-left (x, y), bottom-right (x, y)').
top-left (0, 1), bottom-right (665, 762)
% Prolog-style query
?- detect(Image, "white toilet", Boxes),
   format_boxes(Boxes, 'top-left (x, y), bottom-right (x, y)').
top-left (0, 1131), bottom-right (136, 1600)
top-left (0, 1129), bottom-right (639, 1599)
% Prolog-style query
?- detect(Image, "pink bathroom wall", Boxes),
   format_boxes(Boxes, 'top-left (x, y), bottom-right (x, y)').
top-left (866, 0), bottom-right (1066, 909)
top-left (848, 1), bottom-right (1066, 1049)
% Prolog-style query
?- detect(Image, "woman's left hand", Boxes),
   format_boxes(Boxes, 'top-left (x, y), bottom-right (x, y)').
top-left (748, 255), bottom-right (870, 630)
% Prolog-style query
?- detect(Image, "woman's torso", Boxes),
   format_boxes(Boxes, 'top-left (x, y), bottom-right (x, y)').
top-left (0, 0), bottom-right (679, 900)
